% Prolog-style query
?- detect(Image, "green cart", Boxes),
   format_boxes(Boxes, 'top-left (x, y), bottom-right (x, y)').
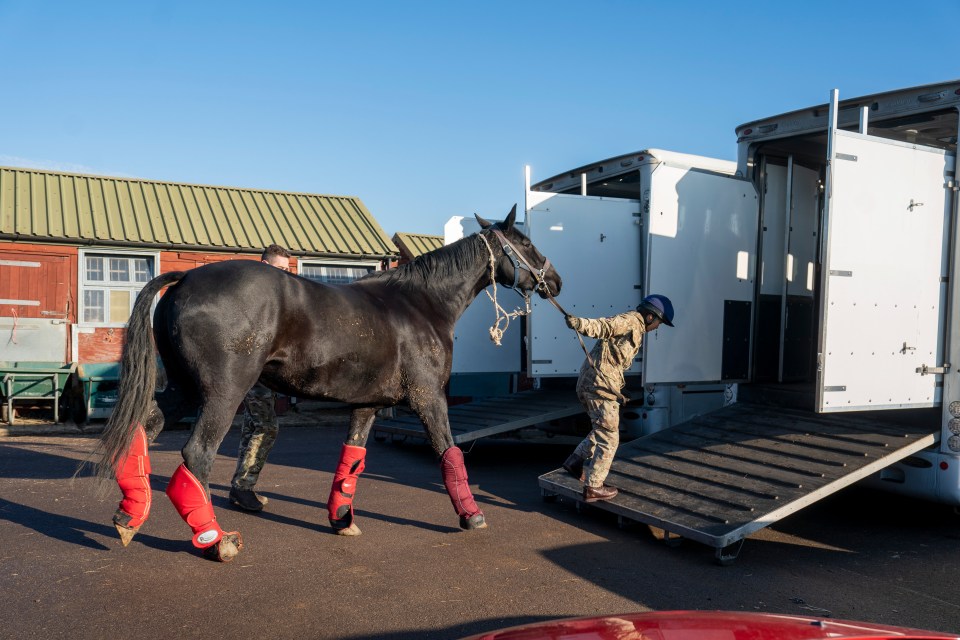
top-left (0, 361), bottom-right (78, 425)
top-left (75, 362), bottom-right (121, 423)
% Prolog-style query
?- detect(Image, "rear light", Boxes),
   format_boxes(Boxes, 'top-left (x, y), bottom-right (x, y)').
top-left (940, 461), bottom-right (950, 470)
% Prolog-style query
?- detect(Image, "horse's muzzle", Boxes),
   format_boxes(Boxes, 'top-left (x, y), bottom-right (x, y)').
top-left (536, 274), bottom-right (562, 299)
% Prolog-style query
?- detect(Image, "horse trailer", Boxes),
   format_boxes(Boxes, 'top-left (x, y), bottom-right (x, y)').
top-left (373, 150), bottom-right (751, 445)
top-left (535, 80), bottom-right (960, 562)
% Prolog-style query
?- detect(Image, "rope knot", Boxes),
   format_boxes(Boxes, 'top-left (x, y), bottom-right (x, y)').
top-left (478, 234), bottom-right (529, 345)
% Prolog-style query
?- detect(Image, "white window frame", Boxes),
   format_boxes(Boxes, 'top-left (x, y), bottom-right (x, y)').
top-left (78, 248), bottom-right (161, 328)
top-left (298, 258), bottom-right (380, 285)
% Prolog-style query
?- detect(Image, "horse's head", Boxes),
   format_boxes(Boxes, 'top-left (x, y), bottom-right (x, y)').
top-left (476, 205), bottom-right (562, 299)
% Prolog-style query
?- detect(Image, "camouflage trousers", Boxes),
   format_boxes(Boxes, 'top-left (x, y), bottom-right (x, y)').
top-left (232, 383), bottom-right (279, 491)
top-left (571, 396), bottom-right (621, 488)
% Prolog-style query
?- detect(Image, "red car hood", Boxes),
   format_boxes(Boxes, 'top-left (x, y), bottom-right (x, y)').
top-left (460, 610), bottom-right (957, 640)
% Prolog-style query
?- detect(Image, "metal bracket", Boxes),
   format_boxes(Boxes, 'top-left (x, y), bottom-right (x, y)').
top-left (916, 363), bottom-right (951, 376)
top-left (715, 539), bottom-right (744, 566)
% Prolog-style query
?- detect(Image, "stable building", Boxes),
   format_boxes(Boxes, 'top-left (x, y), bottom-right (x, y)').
top-left (392, 232), bottom-right (444, 266)
top-left (0, 166), bottom-right (397, 406)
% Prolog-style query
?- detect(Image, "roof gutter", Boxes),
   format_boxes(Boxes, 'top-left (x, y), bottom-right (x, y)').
top-left (0, 234), bottom-right (397, 261)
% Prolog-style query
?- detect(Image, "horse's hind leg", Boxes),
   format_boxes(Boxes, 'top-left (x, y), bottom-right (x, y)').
top-left (327, 407), bottom-right (377, 536)
top-left (166, 400), bottom-right (243, 562)
top-left (111, 421), bottom-right (152, 546)
top-left (112, 388), bottom-right (196, 546)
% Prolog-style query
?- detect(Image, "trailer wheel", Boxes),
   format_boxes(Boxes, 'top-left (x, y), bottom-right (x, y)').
top-left (1, 404), bottom-right (8, 424)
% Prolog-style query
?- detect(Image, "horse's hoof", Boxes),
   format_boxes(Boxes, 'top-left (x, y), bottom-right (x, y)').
top-left (112, 509), bottom-right (140, 546)
top-left (460, 513), bottom-right (487, 530)
top-left (114, 522), bottom-right (140, 547)
top-left (334, 522), bottom-right (362, 536)
top-left (202, 532), bottom-right (244, 562)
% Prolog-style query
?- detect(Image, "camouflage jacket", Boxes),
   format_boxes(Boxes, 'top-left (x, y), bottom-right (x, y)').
top-left (571, 310), bottom-right (646, 402)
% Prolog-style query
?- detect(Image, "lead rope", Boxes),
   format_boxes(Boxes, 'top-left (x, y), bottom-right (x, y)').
top-left (478, 234), bottom-right (594, 369)
top-left (478, 234), bottom-right (530, 345)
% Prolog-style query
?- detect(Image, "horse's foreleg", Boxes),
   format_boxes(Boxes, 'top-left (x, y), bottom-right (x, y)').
top-left (440, 445), bottom-right (486, 530)
top-left (417, 400), bottom-right (487, 531)
top-left (328, 408), bottom-right (376, 536)
top-left (167, 404), bottom-right (243, 562)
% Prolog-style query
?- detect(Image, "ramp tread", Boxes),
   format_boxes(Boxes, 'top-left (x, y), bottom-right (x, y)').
top-left (539, 402), bottom-right (939, 549)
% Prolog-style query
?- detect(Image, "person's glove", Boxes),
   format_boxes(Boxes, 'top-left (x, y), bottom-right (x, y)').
top-left (565, 315), bottom-right (581, 331)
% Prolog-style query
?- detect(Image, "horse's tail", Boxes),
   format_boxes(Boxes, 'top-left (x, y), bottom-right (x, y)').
top-left (91, 270), bottom-right (187, 483)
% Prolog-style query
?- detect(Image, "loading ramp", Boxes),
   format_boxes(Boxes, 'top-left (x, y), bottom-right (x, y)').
top-left (538, 402), bottom-right (939, 564)
top-left (372, 388), bottom-right (584, 445)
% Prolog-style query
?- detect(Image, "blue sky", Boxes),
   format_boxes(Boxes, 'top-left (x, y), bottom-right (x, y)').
top-left (1, 1), bottom-right (957, 237)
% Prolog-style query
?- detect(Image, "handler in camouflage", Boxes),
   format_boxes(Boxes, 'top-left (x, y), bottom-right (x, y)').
top-left (562, 294), bottom-right (675, 503)
top-left (229, 244), bottom-right (292, 512)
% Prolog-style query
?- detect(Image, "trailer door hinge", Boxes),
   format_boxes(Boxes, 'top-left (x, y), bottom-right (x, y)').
top-left (916, 363), bottom-right (951, 376)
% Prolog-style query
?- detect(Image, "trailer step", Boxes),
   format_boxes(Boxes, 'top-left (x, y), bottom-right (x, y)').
top-left (372, 388), bottom-right (583, 445)
top-left (539, 402), bottom-right (939, 562)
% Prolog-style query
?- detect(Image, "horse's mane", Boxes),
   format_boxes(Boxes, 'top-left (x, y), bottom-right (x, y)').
top-left (360, 233), bottom-right (487, 289)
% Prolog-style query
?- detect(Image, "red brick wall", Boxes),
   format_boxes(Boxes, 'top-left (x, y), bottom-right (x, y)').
top-left (0, 243), bottom-right (282, 364)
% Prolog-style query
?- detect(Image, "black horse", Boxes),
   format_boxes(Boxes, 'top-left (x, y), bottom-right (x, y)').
top-left (92, 205), bottom-right (562, 561)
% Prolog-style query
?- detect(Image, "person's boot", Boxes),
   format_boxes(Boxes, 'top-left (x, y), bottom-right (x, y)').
top-left (583, 484), bottom-right (618, 503)
top-left (562, 452), bottom-right (584, 480)
top-left (229, 486), bottom-right (268, 512)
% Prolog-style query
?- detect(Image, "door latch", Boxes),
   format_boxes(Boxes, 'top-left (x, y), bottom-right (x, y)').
top-left (901, 342), bottom-right (916, 354)
top-left (916, 363), bottom-right (951, 376)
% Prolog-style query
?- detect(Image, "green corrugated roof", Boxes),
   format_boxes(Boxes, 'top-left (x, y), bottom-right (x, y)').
top-left (392, 232), bottom-right (444, 259)
top-left (0, 166), bottom-right (398, 258)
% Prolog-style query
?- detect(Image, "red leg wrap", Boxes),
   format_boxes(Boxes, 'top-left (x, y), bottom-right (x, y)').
top-left (327, 444), bottom-right (366, 529)
top-left (166, 463), bottom-right (225, 548)
top-left (441, 446), bottom-right (482, 519)
top-left (115, 425), bottom-right (152, 528)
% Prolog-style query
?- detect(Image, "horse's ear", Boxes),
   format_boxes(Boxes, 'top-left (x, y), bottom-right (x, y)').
top-left (475, 213), bottom-right (493, 229)
top-left (503, 204), bottom-right (517, 230)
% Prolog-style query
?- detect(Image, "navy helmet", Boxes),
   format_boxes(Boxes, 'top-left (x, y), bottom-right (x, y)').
top-left (637, 294), bottom-right (674, 327)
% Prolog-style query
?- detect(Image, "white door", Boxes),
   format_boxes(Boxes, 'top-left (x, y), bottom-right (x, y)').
top-left (817, 130), bottom-right (952, 412)
top-left (526, 193), bottom-right (642, 376)
top-left (643, 165), bottom-right (760, 384)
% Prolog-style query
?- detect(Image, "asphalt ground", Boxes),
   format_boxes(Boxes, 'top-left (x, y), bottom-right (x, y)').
top-left (2, 409), bottom-right (960, 639)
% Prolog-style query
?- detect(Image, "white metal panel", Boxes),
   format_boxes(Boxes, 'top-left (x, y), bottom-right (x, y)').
top-left (760, 163), bottom-right (820, 298)
top-left (447, 216), bottom-right (522, 374)
top-left (787, 165), bottom-right (819, 297)
top-left (0, 318), bottom-right (67, 361)
top-left (526, 194), bottom-right (642, 376)
top-left (760, 163), bottom-right (787, 295)
top-left (819, 131), bottom-right (951, 411)
top-left (644, 165), bottom-right (759, 384)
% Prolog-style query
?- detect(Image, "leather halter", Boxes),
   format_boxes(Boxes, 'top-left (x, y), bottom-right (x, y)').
top-left (488, 227), bottom-right (554, 296)
top-left (486, 226), bottom-right (595, 370)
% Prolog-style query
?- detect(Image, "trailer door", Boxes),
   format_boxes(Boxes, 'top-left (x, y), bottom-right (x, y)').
top-left (643, 166), bottom-right (759, 384)
top-left (818, 130), bottom-right (952, 412)
top-left (526, 193), bottom-right (642, 376)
